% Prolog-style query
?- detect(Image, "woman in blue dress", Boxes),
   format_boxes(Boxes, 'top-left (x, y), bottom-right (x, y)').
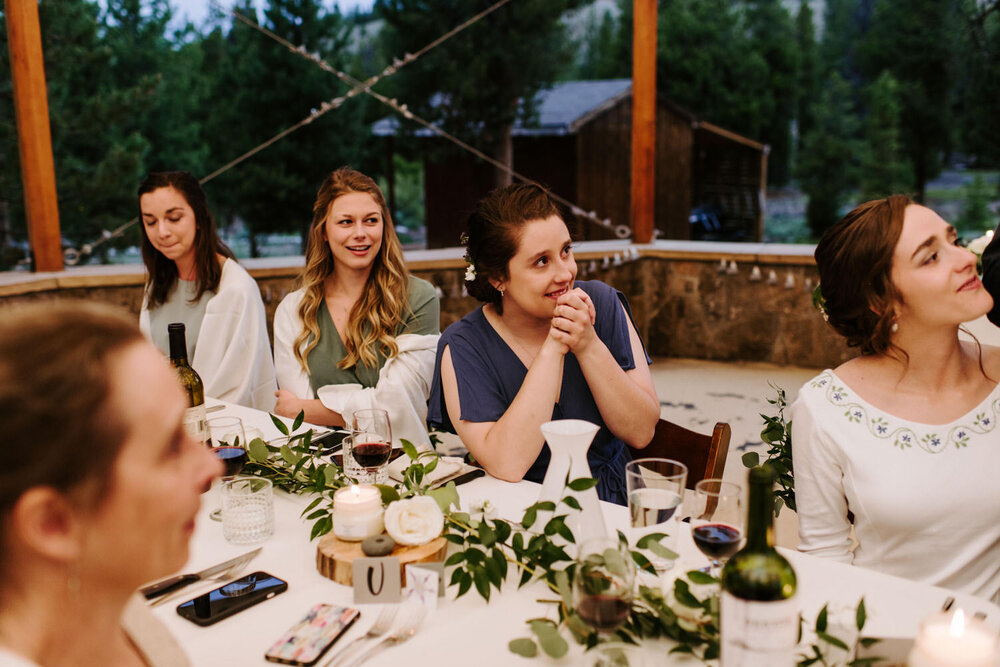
top-left (428, 184), bottom-right (659, 504)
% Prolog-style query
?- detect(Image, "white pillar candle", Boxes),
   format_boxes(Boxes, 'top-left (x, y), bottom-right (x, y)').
top-left (909, 609), bottom-right (1000, 667)
top-left (332, 484), bottom-right (384, 542)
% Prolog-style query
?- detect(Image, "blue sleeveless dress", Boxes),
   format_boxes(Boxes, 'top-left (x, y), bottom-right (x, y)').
top-left (427, 280), bottom-right (651, 505)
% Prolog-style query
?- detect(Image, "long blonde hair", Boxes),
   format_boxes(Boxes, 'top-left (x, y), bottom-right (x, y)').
top-left (294, 168), bottom-right (410, 373)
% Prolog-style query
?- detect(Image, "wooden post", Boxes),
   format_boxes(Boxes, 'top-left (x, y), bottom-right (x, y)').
top-left (631, 0), bottom-right (656, 244)
top-left (7, 0), bottom-right (63, 272)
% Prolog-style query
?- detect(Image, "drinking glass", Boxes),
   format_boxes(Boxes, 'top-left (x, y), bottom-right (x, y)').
top-left (208, 416), bottom-right (247, 521)
top-left (345, 409), bottom-right (392, 484)
top-left (221, 476), bottom-right (274, 544)
top-left (625, 458), bottom-right (687, 572)
top-left (690, 479), bottom-right (744, 578)
top-left (573, 537), bottom-right (635, 637)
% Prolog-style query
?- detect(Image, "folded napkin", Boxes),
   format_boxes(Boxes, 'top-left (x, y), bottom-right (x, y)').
top-left (387, 455), bottom-right (465, 484)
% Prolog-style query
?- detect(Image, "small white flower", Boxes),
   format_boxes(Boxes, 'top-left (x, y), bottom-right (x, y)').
top-left (967, 231), bottom-right (993, 256)
top-left (384, 496), bottom-right (444, 546)
top-left (464, 265), bottom-right (476, 282)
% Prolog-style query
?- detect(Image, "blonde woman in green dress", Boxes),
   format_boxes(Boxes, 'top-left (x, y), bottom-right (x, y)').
top-left (272, 168), bottom-right (440, 447)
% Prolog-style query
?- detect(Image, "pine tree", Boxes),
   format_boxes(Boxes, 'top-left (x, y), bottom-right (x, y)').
top-left (859, 72), bottom-right (912, 200)
top-left (743, 0), bottom-right (799, 186)
top-left (858, 0), bottom-right (959, 201)
top-left (376, 0), bottom-right (584, 188)
top-left (0, 0), bottom-right (152, 260)
top-left (201, 0), bottom-right (370, 255)
top-left (798, 72), bottom-right (861, 237)
top-left (794, 0), bottom-right (820, 155)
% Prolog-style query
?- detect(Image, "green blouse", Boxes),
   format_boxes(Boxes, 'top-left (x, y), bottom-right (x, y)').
top-left (306, 276), bottom-right (439, 395)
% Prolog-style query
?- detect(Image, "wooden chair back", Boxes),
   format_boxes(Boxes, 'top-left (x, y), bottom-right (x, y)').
top-left (627, 419), bottom-right (732, 489)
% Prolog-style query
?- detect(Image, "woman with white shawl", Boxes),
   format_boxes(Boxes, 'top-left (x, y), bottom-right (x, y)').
top-left (273, 168), bottom-right (440, 448)
top-left (138, 172), bottom-right (276, 411)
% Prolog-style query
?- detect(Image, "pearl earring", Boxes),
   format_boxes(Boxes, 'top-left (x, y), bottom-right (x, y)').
top-left (499, 287), bottom-right (505, 297)
top-left (891, 322), bottom-right (899, 333)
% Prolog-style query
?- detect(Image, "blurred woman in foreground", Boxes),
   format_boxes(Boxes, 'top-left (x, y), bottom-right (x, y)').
top-left (0, 301), bottom-right (220, 665)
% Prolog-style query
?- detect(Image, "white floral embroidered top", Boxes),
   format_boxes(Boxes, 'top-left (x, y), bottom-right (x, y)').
top-left (790, 370), bottom-right (1000, 603)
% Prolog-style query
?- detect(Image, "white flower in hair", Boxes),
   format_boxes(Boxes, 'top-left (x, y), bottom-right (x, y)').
top-left (465, 265), bottom-right (477, 282)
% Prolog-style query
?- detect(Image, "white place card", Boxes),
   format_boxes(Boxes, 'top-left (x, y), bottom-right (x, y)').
top-left (352, 557), bottom-right (401, 604)
top-left (404, 564), bottom-right (440, 610)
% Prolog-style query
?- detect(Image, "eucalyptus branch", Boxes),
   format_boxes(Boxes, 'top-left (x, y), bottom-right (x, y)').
top-left (743, 383), bottom-right (796, 516)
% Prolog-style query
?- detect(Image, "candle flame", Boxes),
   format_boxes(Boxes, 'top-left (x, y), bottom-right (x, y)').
top-left (950, 608), bottom-right (966, 637)
top-left (350, 484), bottom-right (360, 499)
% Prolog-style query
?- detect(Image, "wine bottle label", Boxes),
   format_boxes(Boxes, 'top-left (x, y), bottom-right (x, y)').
top-left (184, 404), bottom-right (207, 444)
top-left (720, 591), bottom-right (798, 666)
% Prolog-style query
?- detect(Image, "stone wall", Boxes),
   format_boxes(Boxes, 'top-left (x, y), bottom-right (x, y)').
top-left (0, 242), bottom-right (853, 369)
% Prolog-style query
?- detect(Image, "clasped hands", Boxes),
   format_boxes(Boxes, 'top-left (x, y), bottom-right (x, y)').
top-left (546, 287), bottom-right (597, 355)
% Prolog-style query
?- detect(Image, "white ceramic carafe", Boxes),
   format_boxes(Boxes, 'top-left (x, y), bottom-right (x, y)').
top-left (536, 419), bottom-right (608, 546)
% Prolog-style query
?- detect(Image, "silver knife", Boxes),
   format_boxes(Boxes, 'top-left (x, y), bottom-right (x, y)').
top-left (139, 547), bottom-right (262, 599)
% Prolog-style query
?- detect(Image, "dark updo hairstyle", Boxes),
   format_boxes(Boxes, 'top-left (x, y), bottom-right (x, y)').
top-left (463, 183), bottom-right (562, 314)
top-left (814, 195), bottom-right (913, 357)
top-left (0, 301), bottom-right (144, 577)
top-left (138, 171), bottom-right (235, 309)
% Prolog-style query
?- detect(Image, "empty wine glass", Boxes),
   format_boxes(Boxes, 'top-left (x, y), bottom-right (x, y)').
top-left (690, 479), bottom-right (743, 578)
top-left (346, 408), bottom-right (392, 484)
top-left (625, 458), bottom-right (687, 572)
top-left (207, 416), bottom-right (246, 521)
top-left (573, 537), bottom-right (635, 638)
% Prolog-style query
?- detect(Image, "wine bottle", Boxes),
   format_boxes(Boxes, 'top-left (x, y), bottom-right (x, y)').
top-left (168, 323), bottom-right (207, 444)
top-left (720, 464), bottom-right (798, 666)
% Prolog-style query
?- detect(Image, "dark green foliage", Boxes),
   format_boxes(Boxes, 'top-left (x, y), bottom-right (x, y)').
top-left (858, 0), bottom-right (960, 201)
top-left (794, 0), bottom-right (820, 154)
top-left (859, 72), bottom-right (913, 200)
top-left (798, 72), bottom-right (861, 237)
top-left (957, 174), bottom-right (995, 232)
top-left (201, 0), bottom-right (374, 254)
top-left (375, 0), bottom-right (584, 186)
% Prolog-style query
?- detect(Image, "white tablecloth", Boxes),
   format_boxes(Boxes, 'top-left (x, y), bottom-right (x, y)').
top-left (153, 400), bottom-right (1000, 666)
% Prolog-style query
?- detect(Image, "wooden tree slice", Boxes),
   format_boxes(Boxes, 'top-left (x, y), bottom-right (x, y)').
top-left (316, 534), bottom-right (447, 586)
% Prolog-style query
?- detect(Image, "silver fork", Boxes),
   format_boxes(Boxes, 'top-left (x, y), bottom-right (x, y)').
top-left (149, 560), bottom-right (253, 608)
top-left (321, 605), bottom-right (398, 667)
top-left (341, 606), bottom-right (427, 667)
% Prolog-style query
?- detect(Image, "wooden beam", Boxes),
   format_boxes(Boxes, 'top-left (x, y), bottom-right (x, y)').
top-left (7, 0), bottom-right (63, 272)
top-left (631, 0), bottom-right (656, 244)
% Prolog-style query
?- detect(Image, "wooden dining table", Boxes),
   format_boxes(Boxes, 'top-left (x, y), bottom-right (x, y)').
top-left (151, 399), bottom-right (1000, 666)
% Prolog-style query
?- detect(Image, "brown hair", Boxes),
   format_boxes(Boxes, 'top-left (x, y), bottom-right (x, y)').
top-left (814, 195), bottom-right (913, 356)
top-left (138, 172), bottom-right (235, 308)
top-left (294, 168), bottom-right (410, 372)
top-left (0, 301), bottom-right (144, 565)
top-left (464, 183), bottom-right (562, 314)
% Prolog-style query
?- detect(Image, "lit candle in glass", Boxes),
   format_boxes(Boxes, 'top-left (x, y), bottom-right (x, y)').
top-left (909, 609), bottom-right (1000, 667)
top-left (332, 484), bottom-right (384, 542)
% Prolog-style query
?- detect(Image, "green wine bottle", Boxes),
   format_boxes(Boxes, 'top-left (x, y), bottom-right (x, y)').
top-left (720, 464), bottom-right (798, 666)
top-left (168, 323), bottom-right (207, 444)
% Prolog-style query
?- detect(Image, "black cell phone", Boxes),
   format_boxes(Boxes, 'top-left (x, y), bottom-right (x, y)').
top-left (309, 430), bottom-right (346, 455)
top-left (264, 604), bottom-right (361, 666)
top-left (176, 571), bottom-right (288, 626)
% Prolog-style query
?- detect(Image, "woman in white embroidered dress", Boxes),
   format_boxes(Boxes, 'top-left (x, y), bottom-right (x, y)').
top-left (138, 172), bottom-right (277, 410)
top-left (792, 195), bottom-right (1000, 602)
top-left (272, 168), bottom-right (439, 448)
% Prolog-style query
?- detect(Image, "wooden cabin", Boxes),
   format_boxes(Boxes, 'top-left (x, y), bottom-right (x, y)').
top-left (373, 79), bottom-right (768, 248)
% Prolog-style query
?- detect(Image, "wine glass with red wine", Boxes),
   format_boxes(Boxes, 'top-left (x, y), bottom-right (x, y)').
top-left (573, 537), bottom-right (635, 638)
top-left (207, 416), bottom-right (247, 521)
top-left (348, 409), bottom-right (392, 484)
top-left (691, 479), bottom-right (744, 578)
